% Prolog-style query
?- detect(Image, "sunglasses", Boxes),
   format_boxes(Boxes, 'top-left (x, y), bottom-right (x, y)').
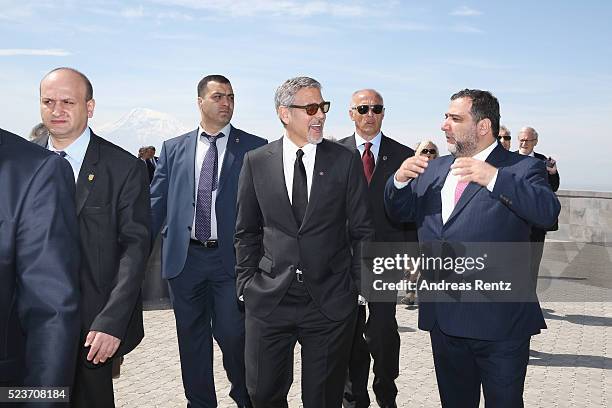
top-left (352, 104), bottom-right (384, 115)
top-left (288, 101), bottom-right (330, 116)
top-left (421, 149), bottom-right (437, 155)
top-left (497, 136), bottom-right (511, 141)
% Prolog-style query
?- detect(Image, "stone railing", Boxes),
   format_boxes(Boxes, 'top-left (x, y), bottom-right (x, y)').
top-left (547, 190), bottom-right (612, 243)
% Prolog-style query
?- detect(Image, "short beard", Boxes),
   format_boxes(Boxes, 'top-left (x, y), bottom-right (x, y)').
top-left (307, 133), bottom-right (323, 145)
top-left (448, 134), bottom-right (478, 157)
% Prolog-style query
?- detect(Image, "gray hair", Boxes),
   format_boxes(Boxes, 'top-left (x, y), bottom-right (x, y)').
top-left (274, 76), bottom-right (321, 111)
top-left (29, 122), bottom-right (50, 141)
top-left (521, 126), bottom-right (538, 139)
top-left (499, 125), bottom-right (511, 136)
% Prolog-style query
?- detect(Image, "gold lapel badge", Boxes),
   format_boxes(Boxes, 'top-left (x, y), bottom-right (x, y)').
top-left (88, 174), bottom-right (95, 182)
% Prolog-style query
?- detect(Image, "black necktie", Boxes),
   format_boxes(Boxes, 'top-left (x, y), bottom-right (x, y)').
top-left (56, 151), bottom-right (67, 158)
top-left (292, 149), bottom-right (308, 226)
top-left (195, 132), bottom-right (224, 241)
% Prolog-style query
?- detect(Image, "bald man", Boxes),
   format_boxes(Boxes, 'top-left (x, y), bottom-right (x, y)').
top-left (338, 89), bottom-right (417, 408)
top-left (33, 67), bottom-right (151, 407)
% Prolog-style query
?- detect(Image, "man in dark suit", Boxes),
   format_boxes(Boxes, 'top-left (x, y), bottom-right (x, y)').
top-left (518, 126), bottom-right (560, 283)
top-left (385, 89), bottom-right (560, 407)
top-left (144, 146), bottom-right (159, 183)
top-left (150, 74), bottom-right (266, 408)
top-left (36, 67), bottom-right (151, 408)
top-left (235, 76), bottom-right (374, 407)
top-left (0, 129), bottom-right (80, 401)
top-left (338, 89), bottom-right (416, 408)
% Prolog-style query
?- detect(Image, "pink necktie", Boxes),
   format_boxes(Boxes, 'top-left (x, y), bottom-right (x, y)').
top-left (454, 180), bottom-right (469, 205)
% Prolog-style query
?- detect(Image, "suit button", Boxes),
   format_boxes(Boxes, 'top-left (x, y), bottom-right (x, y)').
top-left (187, 226), bottom-right (192, 231)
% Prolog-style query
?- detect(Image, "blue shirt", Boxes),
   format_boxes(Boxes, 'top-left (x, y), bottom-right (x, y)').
top-left (48, 127), bottom-right (91, 182)
top-left (354, 131), bottom-right (382, 164)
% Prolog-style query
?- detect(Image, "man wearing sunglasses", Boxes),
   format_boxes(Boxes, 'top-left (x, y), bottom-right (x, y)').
top-left (235, 77), bottom-right (374, 407)
top-left (497, 125), bottom-right (512, 150)
top-left (339, 89), bottom-right (417, 408)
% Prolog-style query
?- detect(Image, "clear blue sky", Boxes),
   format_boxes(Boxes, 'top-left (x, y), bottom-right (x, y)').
top-left (2, 1), bottom-right (611, 190)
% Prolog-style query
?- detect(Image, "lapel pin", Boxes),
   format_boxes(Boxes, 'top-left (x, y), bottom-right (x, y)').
top-left (235, 138), bottom-right (240, 143)
top-left (382, 155), bottom-right (388, 161)
top-left (319, 171), bottom-right (324, 176)
top-left (88, 174), bottom-right (95, 182)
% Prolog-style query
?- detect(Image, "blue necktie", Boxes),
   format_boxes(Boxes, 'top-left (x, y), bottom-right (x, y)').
top-left (56, 151), bottom-right (67, 158)
top-left (195, 132), bottom-right (224, 241)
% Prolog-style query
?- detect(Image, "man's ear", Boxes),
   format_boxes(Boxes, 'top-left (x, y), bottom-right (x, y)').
top-left (87, 99), bottom-right (96, 118)
top-left (478, 118), bottom-right (491, 136)
top-left (278, 106), bottom-right (290, 126)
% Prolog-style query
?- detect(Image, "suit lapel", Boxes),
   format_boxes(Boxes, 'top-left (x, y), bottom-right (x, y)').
top-left (268, 139), bottom-right (298, 232)
top-left (75, 133), bottom-right (100, 215)
top-left (371, 134), bottom-right (392, 184)
top-left (183, 129), bottom-right (198, 200)
top-left (299, 140), bottom-right (330, 231)
top-left (217, 125), bottom-right (238, 196)
top-left (445, 145), bottom-right (508, 225)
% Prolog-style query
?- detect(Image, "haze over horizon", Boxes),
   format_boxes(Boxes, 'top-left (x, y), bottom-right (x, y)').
top-left (2, 1), bottom-right (611, 191)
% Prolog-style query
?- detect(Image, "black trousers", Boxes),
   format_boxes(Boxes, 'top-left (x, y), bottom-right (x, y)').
top-left (430, 325), bottom-right (530, 408)
top-left (245, 280), bottom-right (357, 408)
top-left (343, 301), bottom-right (400, 407)
top-left (71, 347), bottom-right (115, 408)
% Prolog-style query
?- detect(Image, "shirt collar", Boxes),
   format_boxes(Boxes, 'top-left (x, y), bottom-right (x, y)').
top-left (472, 139), bottom-right (498, 161)
top-left (49, 127), bottom-right (91, 162)
top-left (198, 123), bottom-right (231, 140)
top-left (354, 131), bottom-right (382, 148)
top-left (283, 135), bottom-right (317, 158)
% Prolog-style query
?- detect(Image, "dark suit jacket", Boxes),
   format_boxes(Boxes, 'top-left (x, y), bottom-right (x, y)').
top-left (338, 134), bottom-right (417, 243)
top-left (235, 138), bottom-right (374, 321)
top-left (33, 130), bottom-right (151, 362)
top-left (0, 129), bottom-right (80, 389)
top-left (385, 144), bottom-right (561, 340)
top-left (534, 151), bottom-right (560, 233)
top-left (150, 126), bottom-right (266, 279)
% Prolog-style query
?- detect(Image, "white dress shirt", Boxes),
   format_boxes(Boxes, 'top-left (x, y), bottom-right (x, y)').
top-left (354, 131), bottom-right (382, 164)
top-left (395, 140), bottom-right (499, 224)
top-left (282, 135), bottom-right (317, 203)
top-left (191, 123), bottom-right (231, 240)
top-left (48, 127), bottom-right (91, 182)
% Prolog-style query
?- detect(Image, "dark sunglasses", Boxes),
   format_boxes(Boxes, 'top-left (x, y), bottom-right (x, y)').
top-left (497, 136), bottom-right (511, 141)
top-left (288, 101), bottom-right (330, 116)
top-left (352, 104), bottom-right (384, 115)
top-left (421, 149), bottom-right (437, 155)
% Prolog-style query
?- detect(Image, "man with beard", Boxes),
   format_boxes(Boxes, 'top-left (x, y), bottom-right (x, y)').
top-left (235, 76), bottom-right (374, 407)
top-left (384, 89), bottom-right (560, 407)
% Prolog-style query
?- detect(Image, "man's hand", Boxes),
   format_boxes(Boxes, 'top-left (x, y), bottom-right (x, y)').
top-left (395, 156), bottom-right (429, 183)
top-left (546, 157), bottom-right (558, 175)
top-left (85, 331), bottom-right (121, 364)
top-left (451, 158), bottom-right (497, 187)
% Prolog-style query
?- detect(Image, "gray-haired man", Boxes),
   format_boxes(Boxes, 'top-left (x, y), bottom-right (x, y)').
top-left (235, 76), bottom-right (374, 407)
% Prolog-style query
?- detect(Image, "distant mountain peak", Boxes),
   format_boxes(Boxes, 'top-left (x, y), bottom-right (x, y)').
top-left (97, 108), bottom-right (189, 155)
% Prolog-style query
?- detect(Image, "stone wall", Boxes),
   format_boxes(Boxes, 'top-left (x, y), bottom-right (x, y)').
top-left (547, 190), bottom-right (612, 243)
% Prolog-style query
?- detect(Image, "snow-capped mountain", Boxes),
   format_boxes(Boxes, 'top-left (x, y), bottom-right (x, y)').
top-left (97, 108), bottom-right (190, 156)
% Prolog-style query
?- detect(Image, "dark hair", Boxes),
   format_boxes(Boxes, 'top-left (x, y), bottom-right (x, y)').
top-left (43, 67), bottom-right (94, 101)
top-left (197, 75), bottom-right (231, 97)
top-left (451, 89), bottom-right (500, 138)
